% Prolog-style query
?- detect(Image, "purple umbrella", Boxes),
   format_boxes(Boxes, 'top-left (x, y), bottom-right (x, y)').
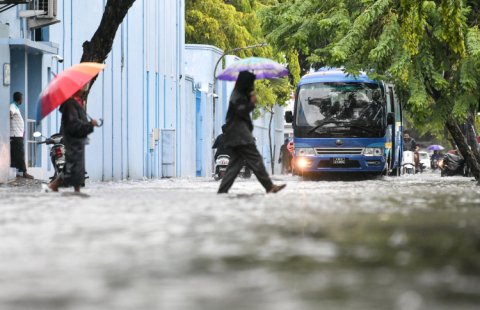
top-left (216, 57), bottom-right (289, 81)
top-left (427, 144), bottom-right (445, 151)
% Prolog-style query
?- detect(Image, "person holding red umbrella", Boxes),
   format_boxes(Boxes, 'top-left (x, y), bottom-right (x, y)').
top-left (36, 62), bottom-right (105, 193)
top-left (47, 85), bottom-right (99, 193)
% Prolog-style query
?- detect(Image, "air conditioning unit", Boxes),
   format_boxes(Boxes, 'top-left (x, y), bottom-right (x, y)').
top-left (0, 1), bottom-right (31, 14)
top-left (32, 0), bottom-right (56, 18)
top-left (25, 0), bottom-right (59, 29)
top-left (0, 1), bottom-right (31, 4)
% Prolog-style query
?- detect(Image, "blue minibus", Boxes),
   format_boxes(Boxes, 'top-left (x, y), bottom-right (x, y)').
top-left (285, 68), bottom-right (403, 176)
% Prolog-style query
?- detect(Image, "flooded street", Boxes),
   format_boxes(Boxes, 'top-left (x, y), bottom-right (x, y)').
top-left (0, 172), bottom-right (479, 310)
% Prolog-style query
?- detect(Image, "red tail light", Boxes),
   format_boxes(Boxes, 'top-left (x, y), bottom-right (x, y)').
top-left (55, 148), bottom-right (63, 158)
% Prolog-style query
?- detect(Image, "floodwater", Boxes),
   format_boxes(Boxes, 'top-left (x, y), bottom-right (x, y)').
top-left (0, 172), bottom-right (479, 310)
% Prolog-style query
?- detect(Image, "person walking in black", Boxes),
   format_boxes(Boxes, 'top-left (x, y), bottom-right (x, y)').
top-left (218, 71), bottom-right (286, 194)
top-left (10, 92), bottom-right (33, 179)
top-left (47, 87), bottom-right (99, 193)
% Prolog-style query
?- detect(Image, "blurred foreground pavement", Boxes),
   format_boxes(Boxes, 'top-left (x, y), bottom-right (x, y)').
top-left (0, 173), bottom-right (479, 310)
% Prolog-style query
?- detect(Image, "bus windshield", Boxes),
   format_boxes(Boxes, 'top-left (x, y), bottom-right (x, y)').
top-left (296, 82), bottom-right (385, 137)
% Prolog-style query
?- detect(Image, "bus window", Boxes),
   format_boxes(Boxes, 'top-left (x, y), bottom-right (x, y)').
top-left (394, 92), bottom-right (401, 122)
top-left (388, 87), bottom-right (395, 114)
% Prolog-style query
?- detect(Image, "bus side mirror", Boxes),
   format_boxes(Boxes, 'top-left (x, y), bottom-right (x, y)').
top-left (387, 112), bottom-right (395, 125)
top-left (285, 111), bottom-right (293, 123)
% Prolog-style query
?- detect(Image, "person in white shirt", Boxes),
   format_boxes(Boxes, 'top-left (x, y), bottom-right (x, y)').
top-left (10, 92), bottom-right (33, 179)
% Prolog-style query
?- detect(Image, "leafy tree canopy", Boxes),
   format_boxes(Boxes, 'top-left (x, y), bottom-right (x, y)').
top-left (186, 0), bottom-right (297, 115)
top-left (186, 0), bottom-right (266, 58)
top-left (262, 0), bottom-right (480, 131)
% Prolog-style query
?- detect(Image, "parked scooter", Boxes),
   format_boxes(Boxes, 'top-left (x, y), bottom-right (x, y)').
top-left (213, 155), bottom-right (230, 180)
top-left (438, 153), bottom-right (468, 177)
top-left (402, 151), bottom-right (416, 174)
top-left (34, 132), bottom-right (65, 180)
top-left (213, 154), bottom-right (251, 181)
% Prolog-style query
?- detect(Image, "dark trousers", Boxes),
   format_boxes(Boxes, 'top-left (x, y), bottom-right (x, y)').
top-left (218, 144), bottom-right (273, 193)
top-left (10, 137), bottom-right (27, 173)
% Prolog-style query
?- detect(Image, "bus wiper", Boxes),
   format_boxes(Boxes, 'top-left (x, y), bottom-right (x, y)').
top-left (308, 120), bottom-right (348, 134)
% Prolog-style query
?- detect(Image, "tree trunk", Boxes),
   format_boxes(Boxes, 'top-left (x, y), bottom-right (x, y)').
top-left (445, 118), bottom-right (480, 181)
top-left (81, 0), bottom-right (136, 89)
top-left (268, 109), bottom-right (275, 174)
top-left (465, 112), bottom-right (480, 156)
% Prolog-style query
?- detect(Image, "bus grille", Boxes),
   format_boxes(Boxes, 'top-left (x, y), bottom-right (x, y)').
top-left (318, 160), bottom-right (361, 168)
top-left (315, 148), bottom-right (364, 155)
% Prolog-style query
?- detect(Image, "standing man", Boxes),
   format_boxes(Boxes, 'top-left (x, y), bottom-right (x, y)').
top-left (218, 71), bottom-right (286, 194)
top-left (10, 92), bottom-right (33, 179)
top-left (403, 130), bottom-right (420, 172)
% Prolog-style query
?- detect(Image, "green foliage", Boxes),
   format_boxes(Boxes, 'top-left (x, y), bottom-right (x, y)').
top-left (186, 0), bottom-right (293, 119)
top-left (253, 78), bottom-right (290, 118)
top-left (260, 0), bottom-right (355, 73)
top-left (287, 49), bottom-right (301, 86)
top-left (186, 0), bottom-right (258, 57)
top-left (262, 0), bottom-right (480, 134)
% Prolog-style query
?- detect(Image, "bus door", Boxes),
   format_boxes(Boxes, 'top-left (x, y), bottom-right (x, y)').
top-left (393, 88), bottom-right (403, 168)
top-left (386, 86), bottom-right (399, 173)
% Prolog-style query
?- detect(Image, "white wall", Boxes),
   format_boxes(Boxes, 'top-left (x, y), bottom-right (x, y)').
top-left (0, 8), bottom-right (58, 182)
top-left (180, 76), bottom-right (197, 177)
top-left (0, 24), bottom-right (10, 183)
top-left (42, 0), bottom-right (185, 181)
top-left (252, 104), bottom-right (285, 175)
top-left (0, 2), bottom-right (285, 182)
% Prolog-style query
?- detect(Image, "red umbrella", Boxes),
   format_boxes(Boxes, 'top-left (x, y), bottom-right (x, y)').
top-left (36, 62), bottom-right (106, 123)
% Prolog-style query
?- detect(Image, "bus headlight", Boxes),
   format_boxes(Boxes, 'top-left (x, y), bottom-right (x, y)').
top-left (295, 148), bottom-right (316, 156)
top-left (364, 148), bottom-right (384, 156)
top-left (296, 157), bottom-right (313, 169)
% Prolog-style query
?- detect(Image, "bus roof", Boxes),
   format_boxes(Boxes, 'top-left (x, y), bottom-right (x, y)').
top-left (298, 68), bottom-right (378, 87)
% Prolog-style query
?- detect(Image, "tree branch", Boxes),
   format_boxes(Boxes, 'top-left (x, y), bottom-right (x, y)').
top-left (79, 0), bottom-right (136, 98)
top-left (81, 0), bottom-right (136, 64)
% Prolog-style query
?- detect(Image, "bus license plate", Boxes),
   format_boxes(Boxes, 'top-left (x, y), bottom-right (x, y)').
top-left (333, 158), bottom-right (346, 165)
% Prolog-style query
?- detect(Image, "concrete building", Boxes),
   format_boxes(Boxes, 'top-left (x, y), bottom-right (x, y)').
top-left (0, 0), bottom-right (185, 182)
top-left (0, 1), bottom-right (60, 183)
top-left (0, 1), bottom-right (284, 183)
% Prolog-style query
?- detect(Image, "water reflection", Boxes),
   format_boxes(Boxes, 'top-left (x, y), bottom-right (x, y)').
top-left (0, 173), bottom-right (479, 309)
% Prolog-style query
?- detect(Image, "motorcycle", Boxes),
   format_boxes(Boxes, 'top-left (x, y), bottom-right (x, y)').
top-left (431, 157), bottom-right (440, 170)
top-left (34, 131), bottom-right (90, 186)
top-left (402, 151), bottom-right (416, 174)
top-left (438, 153), bottom-right (468, 177)
top-left (213, 155), bottom-right (251, 180)
top-left (34, 132), bottom-right (65, 180)
top-left (430, 152), bottom-right (442, 170)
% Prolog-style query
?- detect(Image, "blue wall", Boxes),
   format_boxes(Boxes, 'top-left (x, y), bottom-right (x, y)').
top-left (40, 0), bottom-right (186, 181)
top-left (0, 24), bottom-right (10, 182)
top-left (0, 5), bottom-right (57, 181)
top-left (0, 2), bottom-right (285, 182)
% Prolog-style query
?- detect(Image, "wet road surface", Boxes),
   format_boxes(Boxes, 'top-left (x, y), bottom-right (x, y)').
top-left (0, 172), bottom-right (479, 310)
